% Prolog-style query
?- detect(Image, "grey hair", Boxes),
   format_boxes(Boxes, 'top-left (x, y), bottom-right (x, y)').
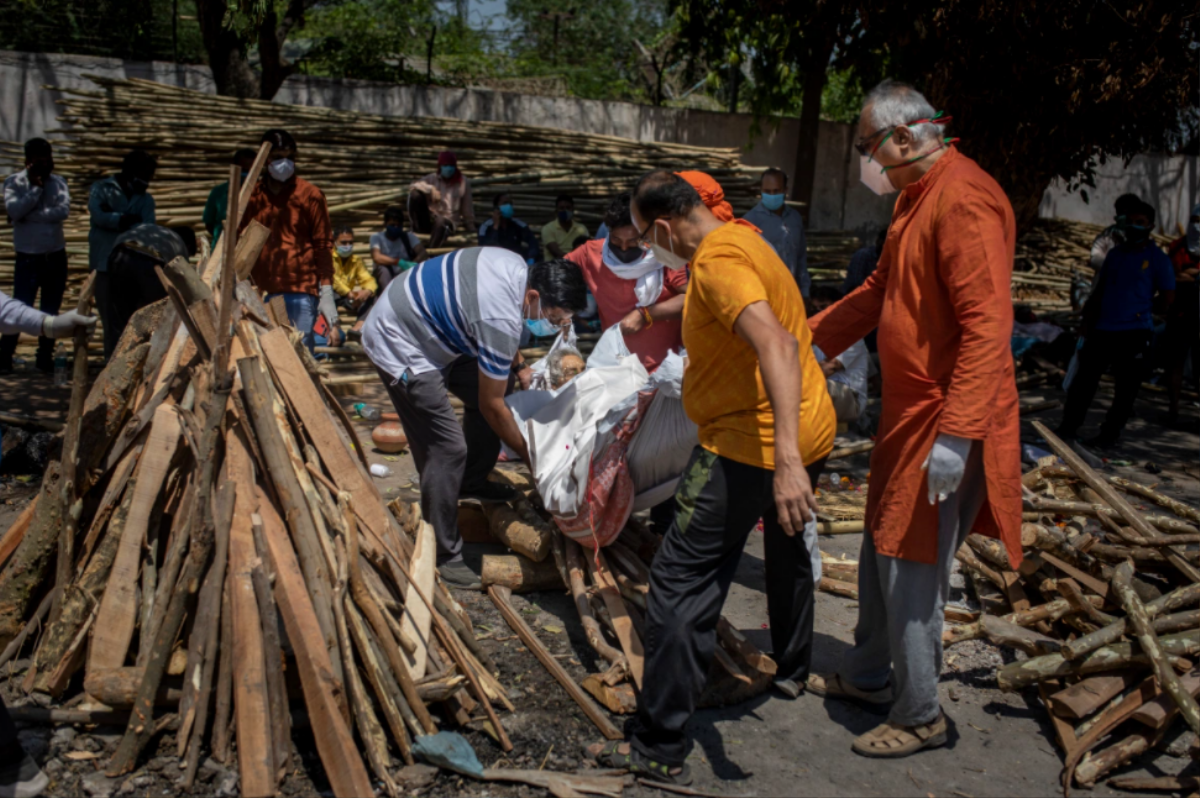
top-left (862, 80), bottom-right (946, 147)
top-left (546, 345), bottom-right (584, 387)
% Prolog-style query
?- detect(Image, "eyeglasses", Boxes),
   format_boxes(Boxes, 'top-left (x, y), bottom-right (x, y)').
top-left (854, 112), bottom-right (953, 159)
top-left (635, 215), bottom-right (665, 251)
top-left (854, 126), bottom-right (891, 158)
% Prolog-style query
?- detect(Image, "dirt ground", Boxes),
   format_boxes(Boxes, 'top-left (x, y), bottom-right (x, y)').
top-left (0, 357), bottom-right (1196, 797)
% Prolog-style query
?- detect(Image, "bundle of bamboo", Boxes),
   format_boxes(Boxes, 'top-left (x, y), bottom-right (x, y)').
top-left (0, 152), bottom-right (517, 797)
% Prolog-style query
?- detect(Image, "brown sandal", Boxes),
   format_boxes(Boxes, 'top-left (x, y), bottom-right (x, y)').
top-left (807, 673), bottom-right (893, 714)
top-left (851, 713), bottom-right (949, 758)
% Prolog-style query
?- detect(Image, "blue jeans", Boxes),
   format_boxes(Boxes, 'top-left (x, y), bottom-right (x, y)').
top-left (0, 249), bottom-right (68, 368)
top-left (266, 292), bottom-right (318, 354)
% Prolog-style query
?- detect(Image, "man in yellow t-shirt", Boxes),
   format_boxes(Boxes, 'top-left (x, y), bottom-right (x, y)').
top-left (588, 171), bottom-right (835, 785)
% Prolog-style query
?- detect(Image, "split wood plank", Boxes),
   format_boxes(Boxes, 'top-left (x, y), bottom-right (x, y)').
top-left (1038, 551), bottom-right (1109, 600)
top-left (1130, 670), bottom-right (1200, 729)
top-left (489, 585), bottom-right (622, 740)
top-left (228, 480), bottom-right (273, 798)
top-left (399, 519), bottom-right (435, 679)
top-left (256, 327), bottom-right (392, 542)
top-left (0, 496), bottom-right (37, 572)
top-left (1047, 673), bottom-right (1137, 720)
top-left (257, 496), bottom-right (372, 798)
top-left (89, 404), bottom-right (181, 672)
top-left (591, 549), bottom-right (645, 689)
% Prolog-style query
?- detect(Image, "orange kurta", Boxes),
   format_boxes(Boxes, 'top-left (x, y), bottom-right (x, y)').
top-left (809, 147), bottom-right (1022, 567)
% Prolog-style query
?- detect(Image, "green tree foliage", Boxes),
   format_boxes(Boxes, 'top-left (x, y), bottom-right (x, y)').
top-left (502, 0), bottom-right (671, 102)
top-left (0, 0), bottom-right (206, 62)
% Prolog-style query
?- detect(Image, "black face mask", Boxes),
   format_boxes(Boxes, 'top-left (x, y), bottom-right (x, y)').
top-left (127, 177), bottom-right (149, 195)
top-left (610, 244), bottom-right (643, 264)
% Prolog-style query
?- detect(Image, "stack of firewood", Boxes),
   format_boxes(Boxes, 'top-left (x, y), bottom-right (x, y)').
top-left (939, 421), bottom-right (1200, 792)
top-left (0, 148), bottom-right (521, 798)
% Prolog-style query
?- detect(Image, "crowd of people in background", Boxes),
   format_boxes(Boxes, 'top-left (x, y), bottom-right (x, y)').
top-left (0, 75), bottom-right (1197, 794)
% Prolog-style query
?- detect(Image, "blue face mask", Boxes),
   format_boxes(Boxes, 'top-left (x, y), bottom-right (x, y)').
top-left (524, 299), bottom-right (560, 338)
top-left (761, 192), bottom-right (786, 211)
top-left (385, 224), bottom-right (403, 240)
top-left (440, 165), bottom-right (456, 179)
top-left (499, 203), bottom-right (515, 220)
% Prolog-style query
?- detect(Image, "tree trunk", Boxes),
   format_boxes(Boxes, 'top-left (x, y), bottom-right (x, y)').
top-left (790, 40), bottom-right (833, 228)
top-left (196, 0), bottom-right (259, 99)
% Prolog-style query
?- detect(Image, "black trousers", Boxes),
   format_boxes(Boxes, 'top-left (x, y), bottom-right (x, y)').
top-left (0, 249), bottom-right (68, 368)
top-left (0, 695), bottom-right (18, 765)
top-left (628, 447), bottom-right (826, 766)
top-left (1060, 328), bottom-right (1152, 441)
top-left (376, 357), bottom-right (505, 564)
top-left (106, 246), bottom-right (169, 357)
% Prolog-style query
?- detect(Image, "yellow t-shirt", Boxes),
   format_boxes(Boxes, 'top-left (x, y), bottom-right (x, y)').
top-left (682, 221), bottom-right (836, 470)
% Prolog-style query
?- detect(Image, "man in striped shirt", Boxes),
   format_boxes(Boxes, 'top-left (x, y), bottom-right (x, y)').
top-left (363, 247), bottom-right (588, 587)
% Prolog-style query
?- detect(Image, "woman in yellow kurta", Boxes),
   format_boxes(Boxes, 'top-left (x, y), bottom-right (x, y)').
top-left (807, 80), bottom-right (1022, 759)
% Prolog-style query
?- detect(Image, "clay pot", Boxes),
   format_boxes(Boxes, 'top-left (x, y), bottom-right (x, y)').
top-left (381, 411), bottom-right (400, 422)
top-left (371, 421), bottom-right (408, 453)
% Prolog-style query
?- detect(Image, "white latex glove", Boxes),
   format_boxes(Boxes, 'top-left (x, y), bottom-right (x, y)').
top-left (921, 432), bottom-right (974, 505)
top-left (318, 284), bottom-right (339, 331)
top-left (42, 310), bottom-right (97, 340)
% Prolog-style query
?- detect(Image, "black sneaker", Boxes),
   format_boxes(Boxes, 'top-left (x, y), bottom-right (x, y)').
top-left (438, 560), bottom-right (482, 590)
top-left (0, 752), bottom-right (49, 798)
top-left (459, 481), bottom-right (518, 504)
top-left (1082, 434), bottom-right (1118, 451)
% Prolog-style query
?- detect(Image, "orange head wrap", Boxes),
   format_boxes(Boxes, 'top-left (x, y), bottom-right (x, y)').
top-left (675, 170), bottom-right (734, 222)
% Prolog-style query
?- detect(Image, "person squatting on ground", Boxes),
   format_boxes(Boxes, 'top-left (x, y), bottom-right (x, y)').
top-left (361, 249), bottom-right (588, 589)
top-left (370, 205), bottom-right (428, 297)
top-left (807, 79), bottom-right (1022, 759)
top-left (1, 138), bottom-right (71, 374)
top-left (588, 170), bottom-right (835, 785)
top-left (408, 150), bottom-right (475, 248)
top-left (331, 226), bottom-right (378, 336)
top-left (478, 193), bottom-right (541, 264)
top-left (239, 128), bottom-right (337, 355)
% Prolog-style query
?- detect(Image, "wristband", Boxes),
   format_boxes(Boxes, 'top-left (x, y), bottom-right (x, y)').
top-left (639, 306), bottom-right (654, 328)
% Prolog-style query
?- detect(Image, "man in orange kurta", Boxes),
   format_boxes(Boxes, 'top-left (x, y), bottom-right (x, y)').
top-left (807, 81), bottom-right (1022, 759)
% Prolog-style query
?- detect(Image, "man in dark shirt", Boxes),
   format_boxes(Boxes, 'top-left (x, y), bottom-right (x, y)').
top-left (1057, 201), bottom-right (1175, 448)
top-left (477, 193), bottom-right (541, 264)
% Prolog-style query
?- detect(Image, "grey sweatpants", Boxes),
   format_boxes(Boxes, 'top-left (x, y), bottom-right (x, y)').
top-left (377, 357), bottom-right (504, 565)
top-left (840, 442), bottom-right (986, 727)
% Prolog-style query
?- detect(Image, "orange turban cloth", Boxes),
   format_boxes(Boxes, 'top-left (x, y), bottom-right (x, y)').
top-left (676, 170), bottom-right (734, 222)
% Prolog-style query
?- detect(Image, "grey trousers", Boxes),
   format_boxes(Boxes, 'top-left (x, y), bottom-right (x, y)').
top-left (841, 442), bottom-right (986, 726)
top-left (377, 357), bottom-right (503, 564)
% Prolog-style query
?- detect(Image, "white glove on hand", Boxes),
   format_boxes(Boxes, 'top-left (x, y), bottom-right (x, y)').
top-left (921, 432), bottom-right (974, 505)
top-left (42, 311), bottom-right (97, 340)
top-left (318, 285), bottom-right (339, 332)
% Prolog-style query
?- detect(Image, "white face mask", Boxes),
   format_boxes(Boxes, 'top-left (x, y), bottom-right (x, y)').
top-left (648, 223), bottom-right (689, 271)
top-left (268, 158), bottom-right (295, 182)
top-left (860, 153), bottom-right (897, 196)
top-left (336, 244), bottom-right (354, 257)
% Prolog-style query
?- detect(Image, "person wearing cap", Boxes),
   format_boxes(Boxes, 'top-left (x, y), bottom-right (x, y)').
top-left (1, 137), bottom-right (71, 374)
top-left (408, 151), bottom-right (476, 248)
top-left (1057, 200), bottom-right (1175, 448)
top-left (743, 167), bottom-right (811, 298)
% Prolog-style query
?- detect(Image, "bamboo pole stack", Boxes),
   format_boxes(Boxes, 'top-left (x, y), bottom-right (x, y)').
top-left (0, 165), bottom-right (517, 797)
top-left (939, 421), bottom-right (1200, 792)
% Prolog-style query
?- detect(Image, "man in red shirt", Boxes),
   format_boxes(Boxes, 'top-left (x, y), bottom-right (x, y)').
top-left (567, 192), bottom-right (687, 373)
top-left (239, 129), bottom-right (336, 353)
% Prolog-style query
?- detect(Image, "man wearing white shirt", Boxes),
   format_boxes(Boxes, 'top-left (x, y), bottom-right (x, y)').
top-left (1, 139), bottom-right (71, 373)
top-left (810, 286), bottom-right (869, 422)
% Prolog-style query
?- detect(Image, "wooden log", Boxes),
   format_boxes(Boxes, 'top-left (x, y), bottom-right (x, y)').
top-left (257, 486), bottom-right (374, 798)
top-left (996, 630), bottom-right (1200, 692)
top-left (1062, 675), bottom-right (1163, 788)
top-left (826, 440), bottom-right (875, 461)
top-left (716, 618), bottom-right (776, 677)
top-left (399, 517), bottom-right (435, 679)
top-left (237, 356), bottom-right (341, 686)
top-left (581, 674), bottom-right (638, 714)
top-left (489, 585), bottom-right (622, 740)
top-left (458, 505), bottom-right (494, 544)
top-left (818, 577), bottom-right (859, 600)
top-left (250, 518), bottom-right (291, 783)
top-left (0, 588), bottom-right (56, 670)
top-left (1041, 466), bottom-right (1200, 524)
top-left (816, 520), bottom-right (865, 535)
top-left (1047, 673), bottom-right (1138, 720)
top-left (82, 668), bottom-right (184, 708)
top-left (344, 598), bottom-right (416, 763)
top-left (979, 615), bottom-right (1061, 656)
top-left (481, 553), bottom-right (565, 593)
top-left (591, 549), bottom-right (644, 689)
top-left (415, 674), bottom-right (469, 703)
top-left (211, 584), bottom-right (234, 763)
top-left (1130, 668), bottom-right (1200, 729)
top-left (1061, 583), bottom-right (1200, 660)
top-left (0, 497), bottom-right (37, 573)
top-left (563, 536), bottom-right (626, 672)
top-left (1107, 775), bottom-right (1200, 792)
top-left (234, 220), bottom-right (271, 281)
top-left (89, 404), bottom-right (181, 673)
top-left (1111, 560), bottom-right (1200, 736)
top-left (1023, 499), bottom-right (1198, 535)
top-left (1032, 420), bottom-right (1200, 583)
top-left (483, 502), bottom-right (552, 562)
top-left (1074, 730), bottom-right (1159, 787)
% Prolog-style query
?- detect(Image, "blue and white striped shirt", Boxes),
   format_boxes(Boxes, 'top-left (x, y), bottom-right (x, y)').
top-left (363, 247), bottom-right (526, 381)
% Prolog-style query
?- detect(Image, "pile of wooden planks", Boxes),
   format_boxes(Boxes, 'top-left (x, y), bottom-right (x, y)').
top-left (0, 151), bottom-right (514, 797)
top-left (942, 421), bottom-right (1200, 791)
top-left (455, 475), bottom-right (779, 724)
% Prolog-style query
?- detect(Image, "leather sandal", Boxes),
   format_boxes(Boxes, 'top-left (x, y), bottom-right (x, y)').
top-left (851, 712), bottom-right (949, 759)
top-left (807, 672), bottom-right (893, 714)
